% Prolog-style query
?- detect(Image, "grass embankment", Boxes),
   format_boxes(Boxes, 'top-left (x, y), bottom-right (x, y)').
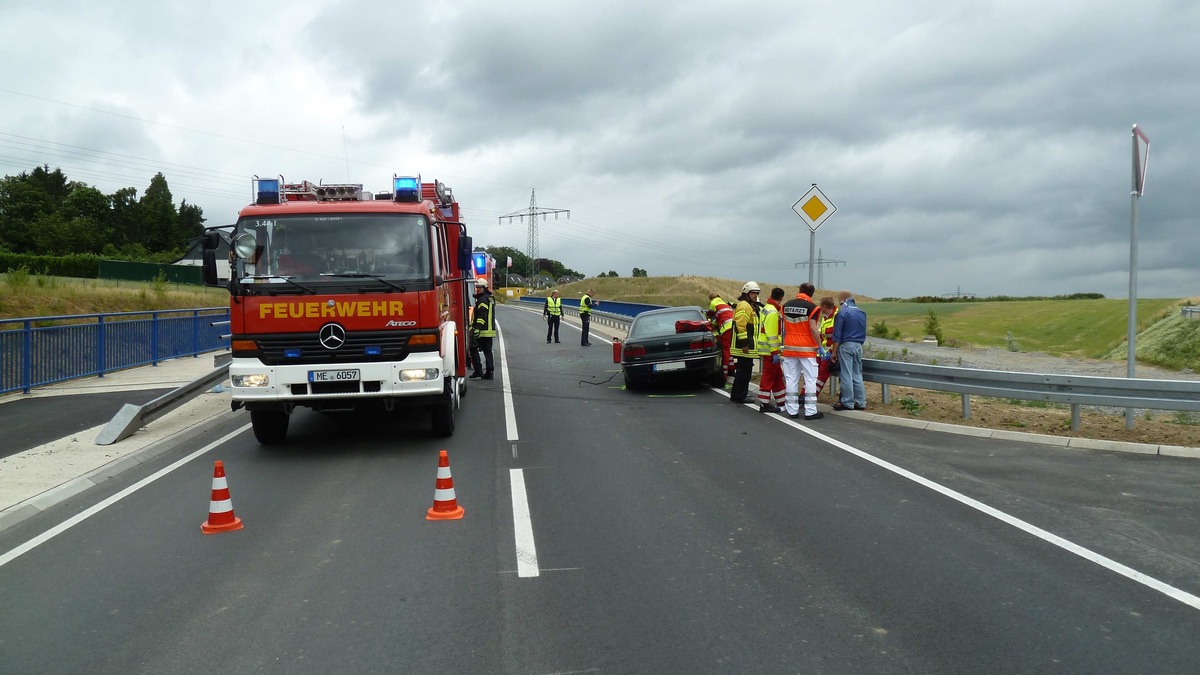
top-left (1104, 309), bottom-right (1200, 371)
top-left (0, 272), bottom-right (225, 321)
top-left (865, 298), bottom-right (1183, 358)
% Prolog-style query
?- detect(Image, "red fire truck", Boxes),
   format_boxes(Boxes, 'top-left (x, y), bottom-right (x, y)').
top-left (201, 175), bottom-right (474, 444)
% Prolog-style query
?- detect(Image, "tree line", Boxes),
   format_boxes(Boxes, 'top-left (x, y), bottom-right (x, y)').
top-left (0, 165), bottom-right (205, 263)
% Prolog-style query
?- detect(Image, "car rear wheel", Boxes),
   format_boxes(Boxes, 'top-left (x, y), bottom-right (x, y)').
top-left (623, 370), bottom-right (644, 391)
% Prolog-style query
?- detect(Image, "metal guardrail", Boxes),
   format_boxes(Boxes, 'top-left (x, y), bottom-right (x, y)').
top-left (517, 296), bottom-right (666, 319)
top-left (0, 307), bottom-right (230, 395)
top-left (95, 363), bottom-right (230, 445)
top-left (864, 360), bottom-right (1200, 430)
top-left (1183, 306), bottom-right (1199, 320)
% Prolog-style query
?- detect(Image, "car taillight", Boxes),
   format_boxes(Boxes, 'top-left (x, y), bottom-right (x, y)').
top-left (623, 344), bottom-right (647, 358)
top-left (689, 335), bottom-right (714, 349)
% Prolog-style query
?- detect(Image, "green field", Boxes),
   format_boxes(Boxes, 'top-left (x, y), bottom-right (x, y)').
top-left (863, 299), bottom-right (1182, 358)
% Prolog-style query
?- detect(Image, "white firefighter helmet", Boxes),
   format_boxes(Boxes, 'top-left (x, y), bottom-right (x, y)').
top-left (740, 281), bottom-right (761, 295)
top-left (475, 278), bottom-right (489, 288)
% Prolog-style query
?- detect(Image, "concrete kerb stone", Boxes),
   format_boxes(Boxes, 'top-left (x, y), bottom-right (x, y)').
top-left (1067, 436), bottom-right (1159, 455)
top-left (925, 421), bottom-right (995, 438)
top-left (1160, 444), bottom-right (1200, 459)
top-left (991, 429), bottom-right (1072, 447)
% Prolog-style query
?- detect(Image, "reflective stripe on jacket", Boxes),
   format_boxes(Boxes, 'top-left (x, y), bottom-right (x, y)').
top-left (819, 308), bottom-right (837, 349)
top-left (472, 295), bottom-right (496, 337)
top-left (580, 294), bottom-right (593, 315)
top-left (756, 303), bottom-right (782, 356)
top-left (781, 294), bottom-right (819, 357)
top-left (545, 297), bottom-right (562, 316)
top-left (729, 299), bottom-right (759, 358)
top-left (712, 302), bottom-right (734, 334)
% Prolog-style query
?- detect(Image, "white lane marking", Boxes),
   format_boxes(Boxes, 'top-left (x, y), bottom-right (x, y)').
top-left (719, 384), bottom-right (1200, 612)
top-left (509, 469), bottom-right (540, 578)
top-left (512, 443), bottom-right (518, 459)
top-left (495, 323), bottom-right (519, 442)
top-left (0, 424), bottom-right (252, 569)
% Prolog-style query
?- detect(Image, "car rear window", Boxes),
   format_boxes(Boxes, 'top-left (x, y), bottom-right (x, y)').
top-left (629, 309), bottom-right (706, 338)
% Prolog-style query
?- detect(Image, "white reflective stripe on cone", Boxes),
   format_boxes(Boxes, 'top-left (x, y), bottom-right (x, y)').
top-left (208, 499), bottom-right (233, 512)
top-left (437, 467), bottom-right (452, 479)
top-left (211, 477), bottom-right (228, 489)
top-left (433, 489), bottom-right (457, 501)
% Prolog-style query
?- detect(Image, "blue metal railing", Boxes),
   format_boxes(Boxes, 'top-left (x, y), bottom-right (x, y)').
top-left (518, 296), bottom-right (667, 317)
top-left (0, 307), bottom-right (230, 395)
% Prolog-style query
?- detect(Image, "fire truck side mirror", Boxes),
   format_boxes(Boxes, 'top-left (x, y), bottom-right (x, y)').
top-left (201, 250), bottom-right (220, 286)
top-left (457, 235), bottom-right (473, 273)
top-left (201, 231), bottom-right (221, 251)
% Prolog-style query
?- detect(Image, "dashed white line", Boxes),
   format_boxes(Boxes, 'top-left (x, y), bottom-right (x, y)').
top-left (509, 469), bottom-right (540, 578)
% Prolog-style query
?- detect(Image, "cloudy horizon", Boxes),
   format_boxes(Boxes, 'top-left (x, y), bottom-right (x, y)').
top-left (1, 0), bottom-right (1196, 298)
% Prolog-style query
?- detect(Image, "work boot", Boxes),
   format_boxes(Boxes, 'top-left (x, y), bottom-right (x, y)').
top-left (468, 371), bottom-right (483, 380)
top-left (759, 404), bottom-right (782, 414)
top-left (482, 372), bottom-right (494, 380)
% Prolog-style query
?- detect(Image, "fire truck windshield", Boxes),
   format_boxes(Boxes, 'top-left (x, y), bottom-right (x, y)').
top-left (233, 213), bottom-right (431, 288)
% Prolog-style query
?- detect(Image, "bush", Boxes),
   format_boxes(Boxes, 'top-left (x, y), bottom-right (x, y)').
top-left (4, 265), bottom-right (31, 290)
top-left (898, 397), bottom-right (921, 416)
top-left (1005, 331), bottom-right (1022, 352)
top-left (923, 309), bottom-right (945, 345)
top-left (870, 320), bottom-right (893, 338)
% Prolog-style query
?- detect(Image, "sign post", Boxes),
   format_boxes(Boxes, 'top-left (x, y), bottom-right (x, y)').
top-left (792, 184), bottom-right (838, 284)
top-left (1126, 124), bottom-right (1150, 429)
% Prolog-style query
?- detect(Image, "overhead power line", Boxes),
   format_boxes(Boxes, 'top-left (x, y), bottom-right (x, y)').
top-left (499, 189), bottom-right (570, 277)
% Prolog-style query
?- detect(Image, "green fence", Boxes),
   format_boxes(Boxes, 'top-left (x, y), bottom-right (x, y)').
top-left (98, 260), bottom-right (204, 285)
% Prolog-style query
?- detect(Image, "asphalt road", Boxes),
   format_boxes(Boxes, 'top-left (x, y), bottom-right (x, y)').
top-left (2, 305), bottom-right (1199, 673)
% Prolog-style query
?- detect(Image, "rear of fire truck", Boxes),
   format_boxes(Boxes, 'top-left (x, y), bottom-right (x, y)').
top-left (201, 175), bottom-right (474, 444)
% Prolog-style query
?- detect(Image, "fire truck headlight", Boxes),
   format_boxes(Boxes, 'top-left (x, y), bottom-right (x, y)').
top-left (400, 368), bottom-right (440, 382)
top-left (231, 373), bottom-right (270, 387)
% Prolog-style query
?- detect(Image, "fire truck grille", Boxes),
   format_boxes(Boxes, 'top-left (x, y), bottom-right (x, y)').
top-left (251, 331), bottom-right (415, 365)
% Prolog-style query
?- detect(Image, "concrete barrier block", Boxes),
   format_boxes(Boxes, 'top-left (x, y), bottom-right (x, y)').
top-left (1067, 437), bottom-right (1158, 455)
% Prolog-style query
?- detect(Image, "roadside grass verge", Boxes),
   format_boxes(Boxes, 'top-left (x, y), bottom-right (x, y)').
top-left (864, 298), bottom-right (1181, 357)
top-left (0, 273), bottom-right (225, 320)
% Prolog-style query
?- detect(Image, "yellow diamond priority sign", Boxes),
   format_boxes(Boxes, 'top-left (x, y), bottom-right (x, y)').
top-left (792, 185), bottom-right (837, 232)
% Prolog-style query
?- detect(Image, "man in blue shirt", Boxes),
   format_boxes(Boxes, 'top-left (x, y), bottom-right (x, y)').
top-left (830, 290), bottom-right (867, 411)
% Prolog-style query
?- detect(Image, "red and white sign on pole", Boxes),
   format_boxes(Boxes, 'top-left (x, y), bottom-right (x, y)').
top-left (1132, 124), bottom-right (1150, 196)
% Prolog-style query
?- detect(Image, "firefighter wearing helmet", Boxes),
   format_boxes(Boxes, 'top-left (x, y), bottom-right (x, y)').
top-left (469, 277), bottom-right (496, 380)
top-left (729, 281), bottom-right (762, 404)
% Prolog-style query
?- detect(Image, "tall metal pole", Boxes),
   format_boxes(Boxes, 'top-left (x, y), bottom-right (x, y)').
top-left (1126, 186), bottom-right (1139, 429)
top-left (527, 189), bottom-right (539, 278)
top-left (808, 231), bottom-right (816, 284)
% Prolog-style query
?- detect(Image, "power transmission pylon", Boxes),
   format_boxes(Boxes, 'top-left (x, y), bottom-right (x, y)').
top-left (794, 248), bottom-right (846, 290)
top-left (500, 189), bottom-right (570, 281)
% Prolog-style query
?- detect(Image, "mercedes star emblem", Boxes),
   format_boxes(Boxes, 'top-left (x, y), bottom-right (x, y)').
top-left (318, 323), bottom-right (347, 350)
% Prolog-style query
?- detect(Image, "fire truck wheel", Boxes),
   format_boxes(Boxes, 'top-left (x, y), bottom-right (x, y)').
top-left (431, 379), bottom-right (456, 437)
top-left (250, 410), bottom-right (289, 445)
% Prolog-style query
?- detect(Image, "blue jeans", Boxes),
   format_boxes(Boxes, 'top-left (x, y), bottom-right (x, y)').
top-left (837, 341), bottom-right (865, 407)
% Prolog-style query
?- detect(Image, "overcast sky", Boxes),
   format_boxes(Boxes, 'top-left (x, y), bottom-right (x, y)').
top-left (1, 0), bottom-right (1195, 298)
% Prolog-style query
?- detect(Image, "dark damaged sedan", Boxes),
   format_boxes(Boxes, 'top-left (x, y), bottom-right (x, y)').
top-left (620, 306), bottom-right (725, 390)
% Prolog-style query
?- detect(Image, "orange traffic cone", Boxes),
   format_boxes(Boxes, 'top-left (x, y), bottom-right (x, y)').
top-left (201, 460), bottom-right (244, 534)
top-left (426, 450), bottom-right (465, 520)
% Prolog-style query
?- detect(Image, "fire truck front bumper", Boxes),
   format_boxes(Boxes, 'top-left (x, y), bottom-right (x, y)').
top-left (228, 354), bottom-right (448, 404)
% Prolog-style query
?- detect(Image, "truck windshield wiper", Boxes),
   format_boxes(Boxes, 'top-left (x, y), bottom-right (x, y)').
top-left (244, 275), bottom-right (317, 294)
top-left (320, 273), bottom-right (407, 292)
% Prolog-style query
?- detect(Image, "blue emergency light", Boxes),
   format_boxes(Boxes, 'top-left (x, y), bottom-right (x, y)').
top-left (392, 176), bottom-right (420, 203)
top-left (284, 348), bottom-right (302, 358)
top-left (364, 346), bottom-right (382, 356)
top-left (472, 253), bottom-right (489, 276)
top-left (255, 177), bottom-right (281, 205)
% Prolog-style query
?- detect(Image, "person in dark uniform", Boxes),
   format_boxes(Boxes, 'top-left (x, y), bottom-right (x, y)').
top-left (469, 278), bottom-right (496, 380)
top-left (544, 289), bottom-right (562, 343)
top-left (580, 288), bottom-right (599, 346)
